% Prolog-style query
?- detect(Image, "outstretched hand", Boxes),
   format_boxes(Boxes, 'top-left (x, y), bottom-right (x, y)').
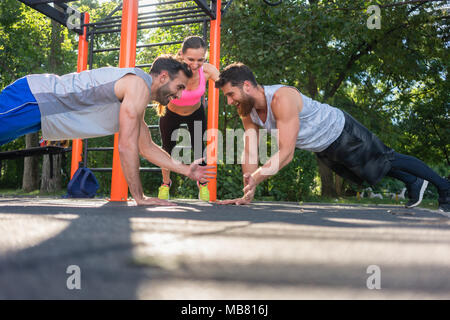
top-left (187, 158), bottom-right (216, 183)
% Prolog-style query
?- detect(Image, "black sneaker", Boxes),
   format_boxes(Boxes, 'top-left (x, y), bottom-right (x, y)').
top-left (405, 178), bottom-right (429, 208)
top-left (438, 189), bottom-right (450, 213)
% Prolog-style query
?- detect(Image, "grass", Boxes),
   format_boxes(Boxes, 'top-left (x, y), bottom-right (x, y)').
top-left (0, 188), bottom-right (67, 198)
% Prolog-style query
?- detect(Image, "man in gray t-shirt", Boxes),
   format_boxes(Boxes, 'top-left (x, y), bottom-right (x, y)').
top-left (0, 55), bottom-right (215, 206)
top-left (214, 63), bottom-right (449, 213)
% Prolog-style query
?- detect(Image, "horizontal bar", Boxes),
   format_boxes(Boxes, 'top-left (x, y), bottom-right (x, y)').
top-left (139, 13), bottom-right (208, 26)
top-left (24, 0), bottom-right (76, 4)
top-left (88, 5), bottom-right (203, 26)
top-left (138, 8), bottom-right (204, 21)
top-left (83, 1), bottom-right (229, 29)
top-left (84, 5), bottom-right (210, 29)
top-left (91, 28), bottom-right (121, 35)
top-left (139, 5), bottom-right (201, 17)
top-left (91, 12), bottom-right (207, 31)
top-left (92, 47), bottom-right (120, 53)
top-left (136, 64), bottom-right (153, 68)
top-left (93, 40), bottom-right (183, 53)
top-left (84, 4), bottom-right (202, 27)
top-left (138, 0), bottom-right (191, 8)
top-left (193, 0), bottom-right (215, 19)
top-left (18, 0), bottom-right (83, 34)
top-left (138, 18), bottom-right (207, 30)
top-left (91, 18), bottom-right (205, 34)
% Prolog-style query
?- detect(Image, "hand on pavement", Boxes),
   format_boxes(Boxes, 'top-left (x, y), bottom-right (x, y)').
top-left (215, 197), bottom-right (252, 205)
top-left (135, 196), bottom-right (177, 206)
top-left (216, 174), bottom-right (256, 206)
top-left (242, 173), bottom-right (256, 201)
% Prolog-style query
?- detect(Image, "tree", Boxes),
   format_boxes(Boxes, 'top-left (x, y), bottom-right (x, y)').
top-left (220, 0), bottom-right (449, 196)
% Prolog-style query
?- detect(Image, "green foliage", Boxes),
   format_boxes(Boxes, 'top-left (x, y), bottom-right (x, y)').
top-left (1, 0), bottom-right (448, 202)
top-left (268, 149), bottom-right (318, 201)
top-left (219, 0), bottom-right (449, 198)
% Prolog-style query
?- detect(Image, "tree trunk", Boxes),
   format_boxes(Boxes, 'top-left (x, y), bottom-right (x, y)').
top-left (22, 133), bottom-right (40, 192)
top-left (316, 155), bottom-right (336, 198)
top-left (335, 174), bottom-right (344, 197)
top-left (307, 74), bottom-right (338, 198)
top-left (41, 154), bottom-right (62, 193)
top-left (40, 20), bottom-right (63, 193)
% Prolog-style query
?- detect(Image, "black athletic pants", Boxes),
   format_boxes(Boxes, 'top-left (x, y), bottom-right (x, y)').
top-left (159, 105), bottom-right (207, 165)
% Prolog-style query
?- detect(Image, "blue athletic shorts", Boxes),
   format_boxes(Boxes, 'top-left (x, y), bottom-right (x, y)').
top-left (0, 77), bottom-right (41, 146)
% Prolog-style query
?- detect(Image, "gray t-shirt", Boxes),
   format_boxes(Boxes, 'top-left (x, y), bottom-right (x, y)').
top-left (26, 67), bottom-right (152, 140)
top-left (249, 85), bottom-right (345, 152)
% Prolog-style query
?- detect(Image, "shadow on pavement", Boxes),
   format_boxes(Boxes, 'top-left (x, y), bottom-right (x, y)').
top-left (0, 199), bottom-right (448, 299)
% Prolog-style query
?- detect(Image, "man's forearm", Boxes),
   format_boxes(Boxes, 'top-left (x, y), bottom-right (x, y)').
top-left (141, 141), bottom-right (190, 177)
top-left (242, 163), bottom-right (259, 176)
top-left (251, 149), bottom-right (294, 185)
top-left (119, 145), bottom-right (144, 201)
top-left (241, 143), bottom-right (259, 176)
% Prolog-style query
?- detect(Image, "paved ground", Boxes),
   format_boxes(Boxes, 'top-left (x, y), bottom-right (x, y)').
top-left (0, 197), bottom-right (449, 300)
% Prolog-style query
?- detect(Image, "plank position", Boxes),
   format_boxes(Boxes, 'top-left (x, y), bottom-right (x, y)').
top-left (0, 55), bottom-right (215, 206)
top-left (214, 63), bottom-right (449, 213)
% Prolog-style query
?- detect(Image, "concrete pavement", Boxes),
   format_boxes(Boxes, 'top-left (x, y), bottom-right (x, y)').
top-left (0, 197), bottom-right (449, 299)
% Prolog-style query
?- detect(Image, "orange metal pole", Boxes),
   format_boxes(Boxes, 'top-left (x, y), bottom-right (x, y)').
top-left (110, 0), bottom-right (139, 201)
top-left (207, 0), bottom-right (222, 201)
top-left (71, 12), bottom-right (90, 179)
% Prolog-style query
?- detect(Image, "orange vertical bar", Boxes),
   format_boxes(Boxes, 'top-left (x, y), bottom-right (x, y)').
top-left (207, 0), bottom-right (221, 201)
top-left (71, 12), bottom-right (90, 179)
top-left (110, 0), bottom-right (139, 201)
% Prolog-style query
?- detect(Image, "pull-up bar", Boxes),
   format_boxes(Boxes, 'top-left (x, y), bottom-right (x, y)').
top-left (18, 0), bottom-right (83, 34)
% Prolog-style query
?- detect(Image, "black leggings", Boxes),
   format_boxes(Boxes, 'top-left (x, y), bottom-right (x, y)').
top-left (387, 152), bottom-right (449, 194)
top-left (159, 105), bottom-right (206, 164)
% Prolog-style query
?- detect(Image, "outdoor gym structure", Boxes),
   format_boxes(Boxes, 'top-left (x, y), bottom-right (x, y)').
top-left (15, 0), bottom-right (234, 202)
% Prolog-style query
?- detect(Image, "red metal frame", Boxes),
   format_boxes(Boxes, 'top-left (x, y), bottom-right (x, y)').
top-left (110, 0), bottom-right (139, 202)
top-left (71, 1), bottom-right (223, 202)
top-left (207, 0), bottom-right (221, 201)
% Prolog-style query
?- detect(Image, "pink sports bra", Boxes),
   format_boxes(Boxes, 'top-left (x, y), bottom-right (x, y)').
top-left (171, 66), bottom-right (206, 106)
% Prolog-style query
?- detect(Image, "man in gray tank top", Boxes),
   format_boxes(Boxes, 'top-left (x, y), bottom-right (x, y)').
top-left (214, 63), bottom-right (449, 213)
top-left (0, 55), bottom-right (216, 206)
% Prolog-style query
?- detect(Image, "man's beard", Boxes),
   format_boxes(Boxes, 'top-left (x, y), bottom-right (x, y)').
top-left (236, 93), bottom-right (255, 117)
top-left (154, 82), bottom-right (173, 106)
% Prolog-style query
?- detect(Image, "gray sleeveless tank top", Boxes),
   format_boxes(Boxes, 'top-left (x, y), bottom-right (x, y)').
top-left (249, 85), bottom-right (345, 152)
top-left (26, 67), bottom-right (152, 140)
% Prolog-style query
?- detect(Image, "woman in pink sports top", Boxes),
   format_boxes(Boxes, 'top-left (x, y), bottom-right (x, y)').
top-left (156, 36), bottom-right (219, 201)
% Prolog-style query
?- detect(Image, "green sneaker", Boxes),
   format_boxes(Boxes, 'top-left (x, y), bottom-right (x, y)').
top-left (198, 182), bottom-right (210, 202)
top-left (158, 182), bottom-right (171, 200)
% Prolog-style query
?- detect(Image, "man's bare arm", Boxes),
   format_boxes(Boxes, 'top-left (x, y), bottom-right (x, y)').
top-left (138, 117), bottom-right (215, 183)
top-left (137, 118), bottom-right (190, 176)
top-left (249, 88), bottom-right (300, 186)
top-left (241, 115), bottom-right (260, 179)
top-left (225, 88), bottom-right (300, 204)
top-left (117, 77), bottom-right (149, 203)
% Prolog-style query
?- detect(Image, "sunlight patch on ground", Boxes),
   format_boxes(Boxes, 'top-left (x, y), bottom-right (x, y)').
top-left (0, 214), bottom-right (77, 254)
